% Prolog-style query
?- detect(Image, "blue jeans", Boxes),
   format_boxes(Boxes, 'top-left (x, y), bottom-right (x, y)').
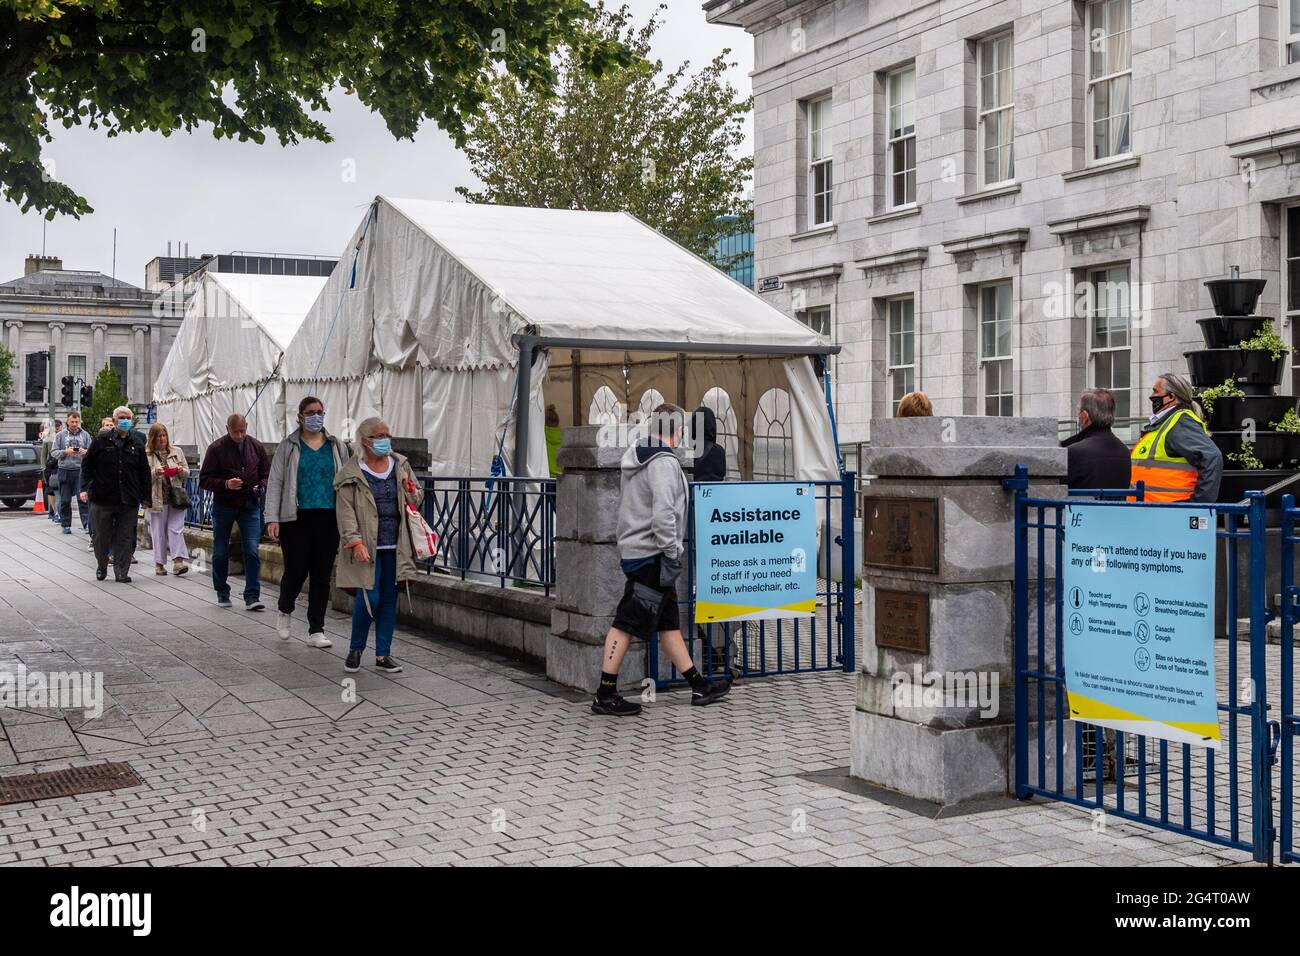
top-left (57, 469), bottom-right (89, 530)
top-left (211, 500), bottom-right (262, 603)
top-left (350, 549), bottom-right (397, 658)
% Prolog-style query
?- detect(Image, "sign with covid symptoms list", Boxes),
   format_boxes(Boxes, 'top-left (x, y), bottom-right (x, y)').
top-left (1062, 504), bottom-right (1220, 749)
top-left (692, 482), bottom-right (817, 624)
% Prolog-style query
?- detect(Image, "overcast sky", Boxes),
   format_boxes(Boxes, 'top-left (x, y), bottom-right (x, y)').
top-left (0, 1), bottom-right (753, 288)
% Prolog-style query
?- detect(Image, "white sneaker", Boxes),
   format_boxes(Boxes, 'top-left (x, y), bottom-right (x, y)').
top-left (276, 612), bottom-right (291, 639)
top-left (309, 632), bottom-right (332, 649)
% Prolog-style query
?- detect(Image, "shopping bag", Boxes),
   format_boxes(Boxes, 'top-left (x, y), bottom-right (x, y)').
top-left (405, 503), bottom-right (438, 561)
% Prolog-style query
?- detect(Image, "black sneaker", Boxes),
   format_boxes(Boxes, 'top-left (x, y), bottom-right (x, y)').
top-left (591, 694), bottom-right (643, 716)
top-left (115, 575), bottom-right (132, 584)
top-left (344, 650), bottom-right (361, 673)
top-left (95, 567), bottom-right (107, 581)
top-left (374, 656), bottom-right (403, 675)
top-left (691, 679), bottom-right (731, 707)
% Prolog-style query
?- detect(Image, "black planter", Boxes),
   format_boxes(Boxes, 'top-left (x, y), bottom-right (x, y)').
top-left (1196, 315), bottom-right (1273, 349)
top-left (1185, 348), bottom-right (1286, 394)
top-left (1205, 278), bottom-right (1267, 317)
top-left (1205, 395), bottom-right (1300, 432)
top-left (1210, 431), bottom-right (1300, 469)
top-left (1218, 469), bottom-right (1299, 517)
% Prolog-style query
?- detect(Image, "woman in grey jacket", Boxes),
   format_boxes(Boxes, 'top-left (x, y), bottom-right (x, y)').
top-left (265, 396), bottom-right (350, 648)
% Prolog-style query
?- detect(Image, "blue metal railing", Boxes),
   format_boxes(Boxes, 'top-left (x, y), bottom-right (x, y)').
top-left (1005, 463), bottom-right (1276, 863)
top-left (652, 474), bottom-right (856, 686)
top-left (416, 475), bottom-right (555, 594)
top-left (184, 473), bottom-right (556, 594)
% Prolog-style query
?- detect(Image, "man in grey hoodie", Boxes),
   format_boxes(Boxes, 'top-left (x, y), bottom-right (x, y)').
top-left (592, 403), bottom-right (731, 716)
top-left (51, 411), bottom-right (93, 534)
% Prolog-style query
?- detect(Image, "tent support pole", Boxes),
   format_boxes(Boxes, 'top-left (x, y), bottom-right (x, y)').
top-left (513, 340), bottom-right (535, 479)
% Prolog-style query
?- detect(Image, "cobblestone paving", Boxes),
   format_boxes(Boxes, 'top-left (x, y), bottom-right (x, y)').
top-left (0, 513), bottom-right (1257, 866)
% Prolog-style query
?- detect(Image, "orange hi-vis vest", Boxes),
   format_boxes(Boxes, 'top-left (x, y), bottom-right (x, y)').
top-left (1129, 407), bottom-right (1207, 502)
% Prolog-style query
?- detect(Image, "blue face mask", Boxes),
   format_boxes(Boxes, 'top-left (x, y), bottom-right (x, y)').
top-left (115, 418), bottom-right (132, 432)
top-left (370, 438), bottom-right (392, 457)
top-left (303, 413), bottom-right (324, 433)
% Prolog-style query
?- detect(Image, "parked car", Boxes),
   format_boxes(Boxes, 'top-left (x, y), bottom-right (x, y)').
top-left (0, 442), bottom-right (42, 509)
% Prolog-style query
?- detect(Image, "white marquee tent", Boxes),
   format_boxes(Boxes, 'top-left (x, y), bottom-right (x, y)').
top-left (279, 197), bottom-right (840, 479)
top-left (153, 271), bottom-right (328, 448)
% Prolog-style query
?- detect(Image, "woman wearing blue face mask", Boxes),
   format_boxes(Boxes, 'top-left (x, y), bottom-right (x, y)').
top-left (333, 416), bottom-right (424, 675)
top-left (264, 396), bottom-right (349, 648)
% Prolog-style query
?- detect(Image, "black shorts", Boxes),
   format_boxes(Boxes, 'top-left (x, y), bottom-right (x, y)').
top-left (612, 558), bottom-right (680, 640)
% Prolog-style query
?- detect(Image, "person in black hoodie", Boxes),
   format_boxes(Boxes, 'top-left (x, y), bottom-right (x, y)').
top-left (690, 405), bottom-right (728, 482)
top-left (1061, 388), bottom-right (1132, 491)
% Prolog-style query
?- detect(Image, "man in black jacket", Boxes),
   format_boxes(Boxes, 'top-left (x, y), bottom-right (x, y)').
top-left (199, 414), bottom-right (271, 610)
top-left (1061, 389), bottom-right (1132, 491)
top-left (689, 405), bottom-right (728, 482)
top-left (80, 406), bottom-right (151, 582)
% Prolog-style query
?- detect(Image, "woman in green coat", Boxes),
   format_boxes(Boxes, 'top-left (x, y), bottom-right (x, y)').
top-left (334, 417), bottom-right (424, 675)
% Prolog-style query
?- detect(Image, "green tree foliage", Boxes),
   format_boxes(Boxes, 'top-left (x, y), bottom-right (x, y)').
top-left (86, 363), bottom-right (127, 429)
top-left (2, 0), bottom-right (631, 217)
top-left (456, 3), bottom-right (753, 265)
top-left (0, 343), bottom-right (14, 415)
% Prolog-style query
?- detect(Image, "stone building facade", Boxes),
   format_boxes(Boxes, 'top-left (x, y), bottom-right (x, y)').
top-left (704, 0), bottom-right (1300, 443)
top-left (0, 256), bottom-right (171, 441)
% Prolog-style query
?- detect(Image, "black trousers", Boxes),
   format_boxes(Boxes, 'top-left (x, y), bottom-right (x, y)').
top-left (277, 508), bottom-right (340, 633)
top-left (90, 502), bottom-right (139, 579)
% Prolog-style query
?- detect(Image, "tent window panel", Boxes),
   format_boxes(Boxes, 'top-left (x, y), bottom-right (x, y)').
top-left (637, 389), bottom-right (665, 421)
top-left (588, 385), bottom-right (625, 425)
top-left (752, 388), bottom-right (794, 481)
top-left (701, 386), bottom-right (741, 480)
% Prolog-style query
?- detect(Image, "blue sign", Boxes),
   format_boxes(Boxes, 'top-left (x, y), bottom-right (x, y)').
top-left (692, 482), bottom-right (817, 623)
top-left (1062, 504), bottom-right (1219, 749)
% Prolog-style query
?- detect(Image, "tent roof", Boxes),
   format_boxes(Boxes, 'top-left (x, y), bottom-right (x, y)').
top-left (381, 197), bottom-right (825, 350)
top-left (205, 271), bottom-right (327, 348)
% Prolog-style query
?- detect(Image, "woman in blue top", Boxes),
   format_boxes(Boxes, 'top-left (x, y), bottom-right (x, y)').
top-left (265, 396), bottom-right (350, 648)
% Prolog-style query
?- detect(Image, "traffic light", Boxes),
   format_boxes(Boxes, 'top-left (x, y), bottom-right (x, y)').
top-left (60, 375), bottom-right (75, 407)
top-left (79, 384), bottom-right (93, 408)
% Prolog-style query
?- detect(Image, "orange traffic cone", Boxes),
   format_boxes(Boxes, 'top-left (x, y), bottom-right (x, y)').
top-left (33, 479), bottom-right (46, 514)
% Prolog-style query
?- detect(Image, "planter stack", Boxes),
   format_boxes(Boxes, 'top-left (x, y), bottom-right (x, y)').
top-left (1183, 276), bottom-right (1300, 505)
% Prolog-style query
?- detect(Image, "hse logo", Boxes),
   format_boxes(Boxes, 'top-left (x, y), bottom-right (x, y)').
top-left (1189, 516), bottom-right (1208, 530)
top-left (49, 886), bottom-right (151, 936)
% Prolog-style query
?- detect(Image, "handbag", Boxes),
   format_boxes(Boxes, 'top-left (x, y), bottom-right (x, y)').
top-left (157, 451), bottom-right (191, 509)
top-left (405, 502), bottom-right (438, 561)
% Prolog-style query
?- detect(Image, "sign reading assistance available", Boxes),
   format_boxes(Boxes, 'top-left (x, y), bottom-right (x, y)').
top-left (693, 482), bottom-right (817, 624)
top-left (1062, 503), bottom-right (1220, 748)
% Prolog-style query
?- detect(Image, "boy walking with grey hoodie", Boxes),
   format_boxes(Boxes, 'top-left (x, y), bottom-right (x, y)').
top-left (592, 403), bottom-right (731, 716)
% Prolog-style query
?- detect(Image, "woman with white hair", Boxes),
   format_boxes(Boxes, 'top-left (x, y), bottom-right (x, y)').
top-left (333, 417), bottom-right (424, 674)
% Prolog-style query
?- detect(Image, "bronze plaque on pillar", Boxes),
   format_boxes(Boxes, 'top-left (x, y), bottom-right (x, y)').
top-left (875, 589), bottom-right (930, 653)
top-left (863, 496), bottom-right (939, 573)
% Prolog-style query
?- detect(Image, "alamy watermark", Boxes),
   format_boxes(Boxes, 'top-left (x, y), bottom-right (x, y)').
top-left (0, 666), bottom-right (104, 719)
top-left (891, 664), bottom-right (999, 719)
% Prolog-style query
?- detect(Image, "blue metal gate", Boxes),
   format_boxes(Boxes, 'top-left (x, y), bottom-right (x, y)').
top-left (651, 474), bottom-right (857, 685)
top-left (1005, 465), bottom-right (1281, 863)
top-left (1277, 495), bottom-right (1300, 864)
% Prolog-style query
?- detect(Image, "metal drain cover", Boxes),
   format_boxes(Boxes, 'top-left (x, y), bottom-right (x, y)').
top-left (0, 762), bottom-right (142, 805)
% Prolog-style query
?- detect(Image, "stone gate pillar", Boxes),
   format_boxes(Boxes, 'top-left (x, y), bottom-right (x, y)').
top-left (546, 424), bottom-right (690, 691)
top-left (850, 416), bottom-right (1067, 806)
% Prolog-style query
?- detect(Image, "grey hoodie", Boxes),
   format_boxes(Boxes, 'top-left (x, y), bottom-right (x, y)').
top-left (617, 441), bottom-right (690, 561)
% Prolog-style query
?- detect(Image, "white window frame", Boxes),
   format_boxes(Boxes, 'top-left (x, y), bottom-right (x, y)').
top-left (799, 306), bottom-right (832, 338)
top-left (978, 282), bottom-right (1014, 417)
top-left (977, 32), bottom-right (1015, 189)
top-left (67, 353), bottom-right (87, 385)
top-left (1285, 0), bottom-right (1300, 66)
top-left (886, 296), bottom-right (916, 411)
top-left (1084, 263), bottom-right (1134, 433)
top-left (1284, 204), bottom-right (1300, 381)
top-left (808, 96), bottom-right (834, 226)
top-left (1085, 0), bottom-right (1133, 164)
top-left (886, 65), bottom-right (917, 209)
top-left (108, 355), bottom-right (130, 398)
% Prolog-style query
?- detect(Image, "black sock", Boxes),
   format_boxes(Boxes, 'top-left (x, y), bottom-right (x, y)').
top-left (682, 666), bottom-right (708, 691)
top-left (597, 671), bottom-right (619, 699)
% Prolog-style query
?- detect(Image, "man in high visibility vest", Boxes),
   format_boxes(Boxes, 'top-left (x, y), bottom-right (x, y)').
top-left (1130, 372), bottom-right (1223, 503)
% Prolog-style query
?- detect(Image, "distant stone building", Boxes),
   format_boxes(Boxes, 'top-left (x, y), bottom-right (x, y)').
top-left (0, 256), bottom-right (169, 441)
top-left (705, 0), bottom-right (1300, 442)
